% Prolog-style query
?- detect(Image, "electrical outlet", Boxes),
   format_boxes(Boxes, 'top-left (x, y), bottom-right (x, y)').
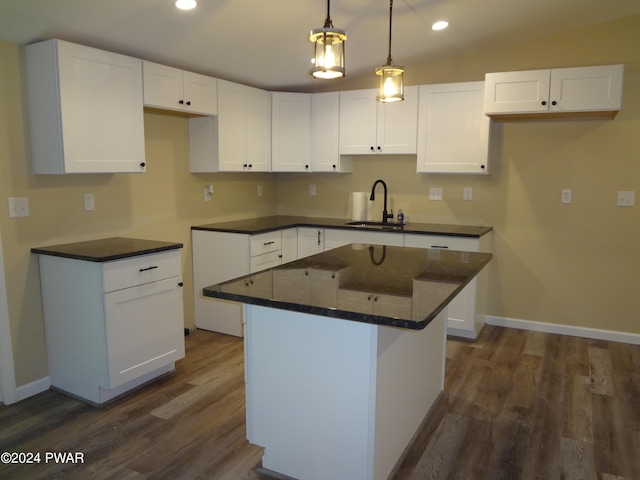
top-left (561, 189), bottom-right (572, 204)
top-left (204, 185), bottom-right (213, 202)
top-left (429, 187), bottom-right (443, 201)
top-left (257, 185), bottom-right (263, 197)
top-left (309, 184), bottom-right (316, 196)
top-left (8, 197), bottom-right (29, 218)
top-left (463, 187), bottom-right (472, 201)
top-left (83, 193), bottom-right (95, 211)
top-left (616, 190), bottom-right (635, 207)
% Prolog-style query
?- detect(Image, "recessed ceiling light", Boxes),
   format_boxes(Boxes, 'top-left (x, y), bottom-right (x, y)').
top-left (175, 0), bottom-right (197, 10)
top-left (432, 20), bottom-right (449, 31)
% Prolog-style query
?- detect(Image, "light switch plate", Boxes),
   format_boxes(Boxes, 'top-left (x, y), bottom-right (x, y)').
top-left (84, 193), bottom-right (95, 211)
top-left (561, 189), bottom-right (572, 204)
top-left (616, 191), bottom-right (635, 207)
top-left (429, 187), bottom-right (443, 201)
top-left (257, 185), bottom-right (263, 197)
top-left (463, 187), bottom-right (472, 201)
top-left (8, 197), bottom-right (29, 218)
top-left (309, 184), bottom-right (316, 196)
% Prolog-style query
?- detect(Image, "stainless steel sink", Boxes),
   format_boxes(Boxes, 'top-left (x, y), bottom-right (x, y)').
top-left (345, 221), bottom-right (404, 229)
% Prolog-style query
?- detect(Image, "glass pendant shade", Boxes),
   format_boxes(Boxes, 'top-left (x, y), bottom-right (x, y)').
top-left (310, 27), bottom-right (347, 79)
top-left (376, 64), bottom-right (404, 102)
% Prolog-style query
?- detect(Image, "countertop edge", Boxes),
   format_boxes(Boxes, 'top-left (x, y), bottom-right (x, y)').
top-left (32, 238), bottom-right (184, 262)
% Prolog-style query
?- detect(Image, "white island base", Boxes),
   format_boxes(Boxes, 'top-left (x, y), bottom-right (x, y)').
top-left (244, 304), bottom-right (447, 480)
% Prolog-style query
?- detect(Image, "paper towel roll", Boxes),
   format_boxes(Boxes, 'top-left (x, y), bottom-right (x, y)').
top-left (352, 192), bottom-right (368, 221)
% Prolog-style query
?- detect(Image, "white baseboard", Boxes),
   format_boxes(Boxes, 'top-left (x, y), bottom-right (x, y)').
top-left (15, 376), bottom-right (51, 403)
top-left (485, 315), bottom-right (640, 345)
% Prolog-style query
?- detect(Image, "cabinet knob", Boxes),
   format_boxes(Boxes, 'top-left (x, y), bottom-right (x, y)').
top-left (305, 165), bottom-right (309, 170)
top-left (186, 101), bottom-right (191, 106)
top-left (332, 164), bottom-right (336, 169)
top-left (541, 100), bottom-right (547, 106)
top-left (480, 164), bottom-right (485, 169)
top-left (377, 146), bottom-right (381, 151)
top-left (178, 282), bottom-right (184, 287)
top-left (551, 100), bottom-right (557, 106)
top-left (370, 146), bottom-right (375, 151)
top-left (140, 162), bottom-right (146, 168)
top-left (248, 164), bottom-right (253, 169)
top-left (179, 100), bottom-right (184, 105)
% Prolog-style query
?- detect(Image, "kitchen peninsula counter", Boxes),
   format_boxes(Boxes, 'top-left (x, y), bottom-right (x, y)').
top-left (192, 215), bottom-right (492, 238)
top-left (203, 245), bottom-right (492, 480)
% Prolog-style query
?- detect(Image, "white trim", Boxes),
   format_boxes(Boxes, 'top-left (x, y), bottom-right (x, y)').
top-left (486, 315), bottom-right (640, 345)
top-left (0, 231), bottom-right (17, 405)
top-left (15, 376), bottom-right (51, 403)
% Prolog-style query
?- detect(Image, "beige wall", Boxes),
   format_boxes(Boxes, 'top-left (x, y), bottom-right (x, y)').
top-left (1, 14), bottom-right (639, 388)
top-left (278, 14), bottom-right (640, 336)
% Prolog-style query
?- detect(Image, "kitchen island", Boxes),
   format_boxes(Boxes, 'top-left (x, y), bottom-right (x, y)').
top-left (204, 243), bottom-right (492, 480)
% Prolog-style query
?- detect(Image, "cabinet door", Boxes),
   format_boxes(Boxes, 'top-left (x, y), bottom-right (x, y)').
top-left (183, 71), bottom-right (218, 115)
top-left (104, 276), bottom-right (185, 388)
top-left (217, 80), bottom-right (248, 171)
top-left (339, 89), bottom-right (378, 154)
top-left (417, 82), bottom-right (491, 174)
top-left (549, 65), bottom-right (624, 112)
top-left (26, 39), bottom-right (146, 174)
top-left (484, 69), bottom-right (551, 114)
top-left (272, 92), bottom-right (312, 172)
top-left (312, 92), bottom-right (347, 172)
top-left (376, 85), bottom-right (418, 154)
top-left (297, 228), bottom-right (324, 259)
top-left (324, 229), bottom-right (404, 251)
top-left (245, 86), bottom-right (272, 171)
top-left (142, 61), bottom-right (185, 111)
top-left (280, 228), bottom-right (298, 263)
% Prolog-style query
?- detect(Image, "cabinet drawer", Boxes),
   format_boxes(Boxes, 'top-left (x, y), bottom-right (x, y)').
top-left (404, 234), bottom-right (478, 252)
top-left (103, 250), bottom-right (181, 293)
top-left (250, 250), bottom-right (282, 273)
top-left (250, 232), bottom-right (282, 256)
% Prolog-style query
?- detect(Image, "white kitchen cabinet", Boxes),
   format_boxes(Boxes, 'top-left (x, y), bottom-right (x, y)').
top-left (337, 288), bottom-right (412, 319)
top-left (484, 64), bottom-right (624, 118)
top-left (404, 233), bottom-right (490, 339)
top-left (339, 86), bottom-right (419, 155)
top-left (273, 267), bottom-right (341, 307)
top-left (311, 92), bottom-right (351, 172)
top-left (297, 227), bottom-right (324, 259)
top-left (323, 228), bottom-right (404, 251)
top-left (189, 79), bottom-right (271, 172)
top-left (24, 39), bottom-right (146, 174)
top-left (271, 92), bottom-right (312, 172)
top-left (417, 81), bottom-right (495, 174)
top-left (281, 228), bottom-right (298, 263)
top-left (142, 61), bottom-right (217, 115)
top-left (37, 249), bottom-right (185, 404)
top-left (192, 228), bottom-right (291, 336)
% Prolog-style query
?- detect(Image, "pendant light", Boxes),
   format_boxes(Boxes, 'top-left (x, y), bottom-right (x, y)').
top-left (309, 0), bottom-right (347, 79)
top-left (376, 0), bottom-right (404, 102)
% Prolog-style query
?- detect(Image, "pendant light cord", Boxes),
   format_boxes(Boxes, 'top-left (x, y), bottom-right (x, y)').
top-left (324, 0), bottom-right (334, 28)
top-left (386, 0), bottom-right (394, 65)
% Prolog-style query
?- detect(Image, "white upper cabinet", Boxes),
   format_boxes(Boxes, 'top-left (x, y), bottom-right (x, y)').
top-left (271, 92), bottom-right (312, 172)
top-left (311, 92), bottom-right (350, 173)
top-left (339, 86), bottom-right (418, 155)
top-left (189, 79), bottom-right (271, 172)
top-left (417, 81), bottom-right (494, 174)
top-left (143, 61), bottom-right (217, 115)
top-left (24, 39), bottom-right (146, 174)
top-left (484, 64), bottom-right (624, 118)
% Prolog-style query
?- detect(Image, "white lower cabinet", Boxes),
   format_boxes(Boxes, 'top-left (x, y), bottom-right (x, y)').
top-left (404, 233), bottom-right (490, 339)
top-left (192, 229), bottom-right (295, 336)
top-left (297, 227), bottom-right (324, 259)
top-left (323, 228), bottom-right (404, 250)
top-left (37, 250), bottom-right (185, 404)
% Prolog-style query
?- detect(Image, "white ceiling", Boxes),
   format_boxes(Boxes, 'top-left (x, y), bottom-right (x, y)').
top-left (1, 0), bottom-right (639, 92)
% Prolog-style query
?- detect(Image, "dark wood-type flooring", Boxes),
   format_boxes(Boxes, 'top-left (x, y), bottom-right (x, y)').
top-left (1, 325), bottom-right (639, 479)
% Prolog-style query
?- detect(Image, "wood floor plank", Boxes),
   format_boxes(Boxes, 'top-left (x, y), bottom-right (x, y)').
top-left (589, 346), bottom-right (615, 395)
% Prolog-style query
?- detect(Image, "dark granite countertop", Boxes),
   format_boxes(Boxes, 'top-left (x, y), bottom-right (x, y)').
top-left (192, 215), bottom-right (492, 238)
top-left (31, 237), bottom-right (183, 262)
top-left (204, 244), bottom-right (492, 330)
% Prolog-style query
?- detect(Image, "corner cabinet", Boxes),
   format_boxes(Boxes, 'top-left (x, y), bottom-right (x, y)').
top-left (24, 39), bottom-right (146, 174)
top-left (142, 61), bottom-right (217, 115)
top-left (189, 79), bottom-right (271, 172)
top-left (339, 86), bottom-right (418, 155)
top-left (36, 248), bottom-right (185, 404)
top-left (311, 92), bottom-right (350, 172)
top-left (417, 81), bottom-right (496, 174)
top-left (484, 64), bottom-right (624, 119)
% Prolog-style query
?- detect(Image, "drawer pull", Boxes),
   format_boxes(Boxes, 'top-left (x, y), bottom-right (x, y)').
top-left (139, 265), bottom-right (159, 272)
top-left (263, 241), bottom-right (275, 246)
top-left (431, 245), bottom-right (449, 249)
